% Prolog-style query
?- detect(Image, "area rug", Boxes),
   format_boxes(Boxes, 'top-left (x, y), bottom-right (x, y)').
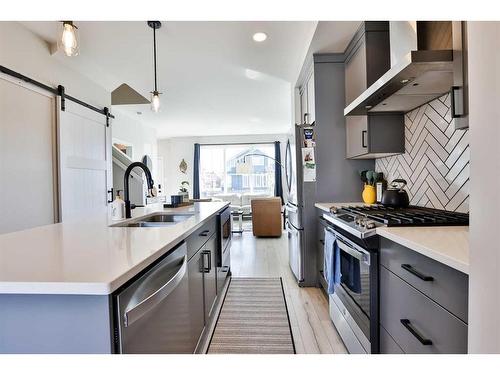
top-left (207, 277), bottom-right (295, 354)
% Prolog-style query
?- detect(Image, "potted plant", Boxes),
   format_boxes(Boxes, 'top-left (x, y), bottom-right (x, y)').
top-left (179, 181), bottom-right (190, 203)
top-left (359, 170), bottom-right (378, 204)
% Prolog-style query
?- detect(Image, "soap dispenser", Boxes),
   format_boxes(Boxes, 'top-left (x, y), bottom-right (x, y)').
top-left (111, 190), bottom-right (125, 220)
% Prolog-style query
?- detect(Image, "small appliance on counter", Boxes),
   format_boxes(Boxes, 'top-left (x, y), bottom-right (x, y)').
top-left (380, 179), bottom-right (409, 207)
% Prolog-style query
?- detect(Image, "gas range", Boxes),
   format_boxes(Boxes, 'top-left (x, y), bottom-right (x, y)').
top-left (322, 204), bottom-right (469, 239)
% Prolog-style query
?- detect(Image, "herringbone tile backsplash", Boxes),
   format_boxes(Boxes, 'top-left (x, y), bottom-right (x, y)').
top-left (375, 94), bottom-right (470, 213)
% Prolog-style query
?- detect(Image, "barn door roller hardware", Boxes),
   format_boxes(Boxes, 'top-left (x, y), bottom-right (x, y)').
top-left (0, 64), bottom-right (114, 120)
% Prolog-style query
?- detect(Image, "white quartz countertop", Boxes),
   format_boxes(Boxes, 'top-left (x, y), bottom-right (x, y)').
top-left (315, 202), bottom-right (469, 274)
top-left (0, 202), bottom-right (228, 295)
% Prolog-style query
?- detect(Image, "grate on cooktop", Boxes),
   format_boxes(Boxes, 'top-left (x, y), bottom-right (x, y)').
top-left (341, 205), bottom-right (469, 227)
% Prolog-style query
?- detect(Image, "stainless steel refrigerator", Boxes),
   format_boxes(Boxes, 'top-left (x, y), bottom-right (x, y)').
top-left (285, 124), bottom-right (318, 286)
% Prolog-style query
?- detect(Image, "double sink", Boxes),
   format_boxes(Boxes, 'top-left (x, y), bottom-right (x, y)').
top-left (112, 213), bottom-right (194, 228)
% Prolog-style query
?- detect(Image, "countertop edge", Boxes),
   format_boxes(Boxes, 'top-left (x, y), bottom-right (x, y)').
top-left (375, 228), bottom-right (469, 275)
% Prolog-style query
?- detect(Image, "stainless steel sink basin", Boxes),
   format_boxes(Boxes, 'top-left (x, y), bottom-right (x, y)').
top-left (112, 213), bottom-right (194, 228)
top-left (142, 214), bottom-right (194, 223)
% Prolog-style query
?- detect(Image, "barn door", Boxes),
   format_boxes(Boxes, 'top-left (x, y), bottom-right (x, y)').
top-left (0, 75), bottom-right (57, 234)
top-left (57, 98), bottom-right (112, 221)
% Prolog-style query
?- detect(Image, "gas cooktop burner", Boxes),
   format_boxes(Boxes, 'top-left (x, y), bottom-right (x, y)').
top-left (324, 204), bottom-right (469, 239)
top-left (337, 205), bottom-right (469, 227)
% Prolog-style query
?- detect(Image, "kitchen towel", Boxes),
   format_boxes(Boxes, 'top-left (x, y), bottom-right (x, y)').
top-left (323, 229), bottom-right (341, 294)
top-left (340, 251), bottom-right (362, 294)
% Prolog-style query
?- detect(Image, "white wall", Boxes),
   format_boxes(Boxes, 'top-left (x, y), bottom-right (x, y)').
top-left (468, 22), bottom-right (500, 353)
top-left (0, 22), bottom-right (111, 232)
top-left (0, 22), bottom-right (110, 108)
top-left (158, 133), bottom-right (288, 197)
top-left (111, 109), bottom-right (158, 163)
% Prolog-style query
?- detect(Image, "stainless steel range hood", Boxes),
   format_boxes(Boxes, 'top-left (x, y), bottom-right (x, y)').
top-left (344, 21), bottom-right (467, 122)
top-left (344, 49), bottom-right (453, 115)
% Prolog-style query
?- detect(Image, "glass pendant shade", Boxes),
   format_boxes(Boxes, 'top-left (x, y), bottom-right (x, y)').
top-left (151, 91), bottom-right (161, 112)
top-left (59, 21), bottom-right (79, 57)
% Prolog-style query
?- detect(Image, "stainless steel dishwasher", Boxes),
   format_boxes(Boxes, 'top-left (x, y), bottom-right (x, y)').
top-left (114, 242), bottom-right (192, 353)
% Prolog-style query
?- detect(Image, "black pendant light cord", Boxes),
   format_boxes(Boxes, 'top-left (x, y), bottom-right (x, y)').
top-left (153, 26), bottom-right (158, 92)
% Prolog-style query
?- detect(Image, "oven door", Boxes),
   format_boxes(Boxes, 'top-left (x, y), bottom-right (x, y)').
top-left (330, 228), bottom-right (372, 349)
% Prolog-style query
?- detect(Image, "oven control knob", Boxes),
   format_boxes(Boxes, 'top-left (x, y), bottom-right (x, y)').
top-left (366, 221), bottom-right (376, 229)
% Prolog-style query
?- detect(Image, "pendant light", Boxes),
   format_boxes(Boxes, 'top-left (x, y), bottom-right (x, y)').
top-left (59, 21), bottom-right (79, 57)
top-left (148, 21), bottom-right (162, 113)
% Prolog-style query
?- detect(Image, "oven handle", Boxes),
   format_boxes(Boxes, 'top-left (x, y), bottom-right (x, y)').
top-left (123, 255), bottom-right (187, 327)
top-left (337, 238), bottom-right (367, 262)
top-left (325, 227), bottom-right (369, 263)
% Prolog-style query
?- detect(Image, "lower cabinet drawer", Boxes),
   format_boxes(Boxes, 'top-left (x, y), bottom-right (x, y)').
top-left (186, 217), bottom-right (216, 260)
top-left (380, 324), bottom-right (404, 354)
top-left (380, 238), bottom-right (468, 322)
top-left (380, 266), bottom-right (468, 354)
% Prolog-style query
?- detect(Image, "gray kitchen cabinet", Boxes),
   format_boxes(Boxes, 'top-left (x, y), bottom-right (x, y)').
top-left (345, 21), bottom-right (391, 107)
top-left (186, 217), bottom-right (217, 260)
top-left (346, 114), bottom-right (404, 159)
top-left (344, 21), bottom-right (405, 159)
top-left (379, 238), bottom-right (468, 354)
top-left (299, 71), bottom-right (315, 124)
top-left (380, 324), bottom-right (404, 354)
top-left (380, 266), bottom-right (468, 354)
top-left (380, 237), bottom-right (468, 322)
top-left (202, 234), bottom-right (218, 321)
top-left (306, 72), bottom-right (315, 124)
top-left (188, 247), bottom-right (205, 350)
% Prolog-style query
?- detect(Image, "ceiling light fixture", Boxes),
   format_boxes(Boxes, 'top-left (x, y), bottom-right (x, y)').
top-left (148, 21), bottom-right (162, 113)
top-left (252, 32), bottom-right (267, 42)
top-left (59, 21), bottom-right (79, 57)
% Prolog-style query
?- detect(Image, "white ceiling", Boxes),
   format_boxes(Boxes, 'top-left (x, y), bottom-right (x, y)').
top-left (21, 21), bottom-right (359, 138)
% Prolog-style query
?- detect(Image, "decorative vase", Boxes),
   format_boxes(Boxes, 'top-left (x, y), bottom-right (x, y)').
top-left (179, 191), bottom-right (189, 203)
top-left (362, 184), bottom-right (376, 204)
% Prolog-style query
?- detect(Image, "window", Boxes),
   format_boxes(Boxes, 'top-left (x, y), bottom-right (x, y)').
top-left (199, 143), bottom-right (275, 199)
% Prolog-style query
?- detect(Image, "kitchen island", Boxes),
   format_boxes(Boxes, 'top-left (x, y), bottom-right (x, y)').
top-left (0, 201), bottom-right (229, 353)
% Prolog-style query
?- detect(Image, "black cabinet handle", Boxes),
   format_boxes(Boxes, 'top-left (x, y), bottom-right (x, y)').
top-left (107, 188), bottom-right (114, 203)
top-left (450, 86), bottom-right (464, 118)
top-left (201, 250), bottom-right (211, 272)
top-left (319, 239), bottom-right (325, 245)
top-left (361, 130), bottom-right (367, 148)
top-left (400, 319), bottom-right (433, 346)
top-left (199, 230), bottom-right (210, 237)
top-left (401, 264), bottom-right (434, 281)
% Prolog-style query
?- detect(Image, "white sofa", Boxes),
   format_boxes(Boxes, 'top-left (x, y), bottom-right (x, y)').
top-left (213, 192), bottom-right (271, 214)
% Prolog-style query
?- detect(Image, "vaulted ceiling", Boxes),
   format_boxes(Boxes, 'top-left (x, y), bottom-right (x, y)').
top-left (21, 21), bottom-right (360, 138)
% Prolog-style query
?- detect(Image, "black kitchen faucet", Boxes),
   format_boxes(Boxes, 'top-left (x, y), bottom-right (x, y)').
top-left (123, 162), bottom-right (155, 219)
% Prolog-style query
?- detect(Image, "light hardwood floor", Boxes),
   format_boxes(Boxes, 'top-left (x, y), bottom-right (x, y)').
top-left (230, 231), bottom-right (347, 354)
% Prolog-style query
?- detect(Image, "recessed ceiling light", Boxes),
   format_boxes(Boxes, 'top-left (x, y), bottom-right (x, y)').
top-left (252, 32), bottom-right (267, 42)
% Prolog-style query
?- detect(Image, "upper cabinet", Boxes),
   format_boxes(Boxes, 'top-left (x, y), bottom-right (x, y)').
top-left (298, 71), bottom-right (315, 125)
top-left (345, 22), bottom-right (405, 159)
top-left (345, 22), bottom-right (391, 107)
top-left (346, 114), bottom-right (404, 159)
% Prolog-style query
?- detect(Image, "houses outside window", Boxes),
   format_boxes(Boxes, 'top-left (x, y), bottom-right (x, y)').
top-left (199, 143), bottom-right (275, 199)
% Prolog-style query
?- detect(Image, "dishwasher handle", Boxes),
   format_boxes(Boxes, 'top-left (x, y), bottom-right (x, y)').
top-left (123, 255), bottom-right (188, 327)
